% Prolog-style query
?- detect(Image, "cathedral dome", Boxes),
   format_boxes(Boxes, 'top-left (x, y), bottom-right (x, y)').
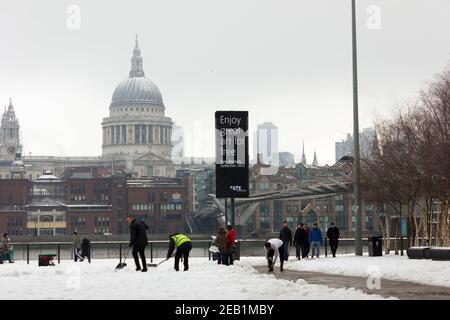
top-left (111, 77), bottom-right (164, 107)
top-left (110, 35), bottom-right (164, 108)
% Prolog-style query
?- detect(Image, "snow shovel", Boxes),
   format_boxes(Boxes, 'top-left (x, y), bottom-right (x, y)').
top-left (147, 257), bottom-right (170, 268)
top-left (115, 247), bottom-right (130, 271)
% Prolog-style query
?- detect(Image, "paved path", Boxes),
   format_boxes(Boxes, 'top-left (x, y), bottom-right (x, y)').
top-left (253, 266), bottom-right (450, 300)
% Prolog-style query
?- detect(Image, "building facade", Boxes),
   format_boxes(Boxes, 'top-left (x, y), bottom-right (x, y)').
top-left (1, 37), bottom-right (176, 179)
top-left (0, 169), bottom-right (188, 236)
top-left (101, 35), bottom-right (175, 177)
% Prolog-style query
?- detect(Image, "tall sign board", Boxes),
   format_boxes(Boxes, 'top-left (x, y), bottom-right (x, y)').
top-left (215, 111), bottom-right (249, 198)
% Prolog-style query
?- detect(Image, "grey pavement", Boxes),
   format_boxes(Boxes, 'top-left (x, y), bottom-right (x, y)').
top-left (253, 266), bottom-right (450, 300)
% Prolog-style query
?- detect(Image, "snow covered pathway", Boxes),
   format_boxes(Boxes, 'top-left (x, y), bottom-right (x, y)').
top-left (0, 258), bottom-right (389, 300)
top-left (252, 266), bottom-right (450, 300)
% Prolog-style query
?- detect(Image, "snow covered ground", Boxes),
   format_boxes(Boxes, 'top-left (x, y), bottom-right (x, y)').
top-left (0, 258), bottom-right (390, 300)
top-left (243, 254), bottom-right (450, 288)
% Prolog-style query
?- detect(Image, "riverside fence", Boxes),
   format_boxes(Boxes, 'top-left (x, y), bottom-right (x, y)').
top-left (6, 238), bottom-right (404, 264)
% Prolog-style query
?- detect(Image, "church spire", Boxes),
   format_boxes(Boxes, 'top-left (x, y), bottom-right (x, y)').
top-left (129, 34), bottom-right (145, 77)
top-left (312, 150), bottom-right (318, 166)
top-left (8, 97), bottom-right (13, 111)
top-left (301, 140), bottom-right (307, 165)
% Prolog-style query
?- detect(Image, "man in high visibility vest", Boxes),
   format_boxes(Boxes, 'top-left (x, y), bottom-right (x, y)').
top-left (167, 233), bottom-right (192, 271)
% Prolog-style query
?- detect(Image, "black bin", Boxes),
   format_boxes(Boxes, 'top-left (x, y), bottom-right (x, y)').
top-left (407, 247), bottom-right (431, 259)
top-left (368, 236), bottom-right (383, 256)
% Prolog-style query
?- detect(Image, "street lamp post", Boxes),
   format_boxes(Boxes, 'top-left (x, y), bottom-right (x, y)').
top-left (352, 0), bottom-right (363, 256)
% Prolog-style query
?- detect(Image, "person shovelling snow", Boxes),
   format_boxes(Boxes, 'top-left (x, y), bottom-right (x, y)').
top-left (166, 233), bottom-right (192, 271)
top-left (127, 214), bottom-right (149, 272)
top-left (264, 238), bottom-right (285, 272)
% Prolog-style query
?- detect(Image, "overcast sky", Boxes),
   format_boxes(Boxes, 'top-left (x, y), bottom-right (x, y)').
top-left (1, 0), bottom-right (449, 165)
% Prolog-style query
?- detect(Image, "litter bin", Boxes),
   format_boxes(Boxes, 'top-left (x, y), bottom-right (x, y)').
top-left (368, 236), bottom-right (383, 256)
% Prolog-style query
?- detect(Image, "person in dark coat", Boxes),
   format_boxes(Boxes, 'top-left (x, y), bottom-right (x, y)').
top-left (304, 224), bottom-right (311, 258)
top-left (167, 233), bottom-right (192, 271)
top-left (279, 221), bottom-right (292, 261)
top-left (293, 223), bottom-right (308, 260)
top-left (81, 237), bottom-right (91, 263)
top-left (127, 215), bottom-right (149, 272)
top-left (326, 222), bottom-right (340, 258)
top-left (293, 223), bottom-right (302, 259)
top-left (214, 227), bottom-right (228, 265)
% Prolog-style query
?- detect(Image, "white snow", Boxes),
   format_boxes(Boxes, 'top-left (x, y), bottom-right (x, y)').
top-left (0, 258), bottom-right (390, 300)
top-left (244, 254), bottom-right (450, 288)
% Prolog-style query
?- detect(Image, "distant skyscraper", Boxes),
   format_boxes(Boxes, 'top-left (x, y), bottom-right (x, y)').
top-left (255, 122), bottom-right (279, 166)
top-left (171, 122), bottom-right (184, 162)
top-left (279, 152), bottom-right (295, 167)
top-left (335, 128), bottom-right (376, 162)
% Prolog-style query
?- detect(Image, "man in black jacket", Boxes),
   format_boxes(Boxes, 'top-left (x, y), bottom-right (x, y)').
top-left (127, 215), bottom-right (149, 272)
top-left (293, 223), bottom-right (308, 260)
top-left (279, 221), bottom-right (292, 261)
top-left (326, 222), bottom-right (340, 258)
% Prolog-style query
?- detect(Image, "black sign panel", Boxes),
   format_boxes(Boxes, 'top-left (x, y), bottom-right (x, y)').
top-left (215, 111), bottom-right (249, 198)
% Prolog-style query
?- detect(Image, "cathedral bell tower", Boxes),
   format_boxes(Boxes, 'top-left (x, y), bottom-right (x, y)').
top-left (0, 98), bottom-right (22, 160)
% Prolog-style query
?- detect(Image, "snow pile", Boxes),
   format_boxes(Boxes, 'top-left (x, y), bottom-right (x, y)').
top-left (0, 258), bottom-right (389, 300)
top-left (243, 254), bottom-right (450, 288)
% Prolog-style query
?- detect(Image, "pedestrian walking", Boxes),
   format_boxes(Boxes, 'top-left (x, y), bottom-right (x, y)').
top-left (167, 233), bottom-right (192, 271)
top-left (308, 223), bottom-right (323, 258)
top-left (279, 221), bottom-right (292, 261)
top-left (304, 224), bottom-right (311, 258)
top-left (81, 237), bottom-right (91, 263)
top-left (1, 233), bottom-right (13, 263)
top-left (214, 227), bottom-right (228, 265)
top-left (326, 222), bottom-right (340, 258)
top-left (264, 238), bottom-right (285, 272)
top-left (127, 215), bottom-right (149, 272)
top-left (73, 232), bottom-right (84, 262)
top-left (294, 223), bottom-right (308, 260)
top-left (226, 225), bottom-right (236, 265)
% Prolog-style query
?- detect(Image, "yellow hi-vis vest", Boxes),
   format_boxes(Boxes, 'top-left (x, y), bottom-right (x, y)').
top-left (171, 234), bottom-right (191, 247)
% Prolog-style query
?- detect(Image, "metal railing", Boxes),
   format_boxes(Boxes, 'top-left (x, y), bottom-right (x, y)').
top-left (9, 240), bottom-right (215, 264)
top-left (6, 237), bottom-right (396, 264)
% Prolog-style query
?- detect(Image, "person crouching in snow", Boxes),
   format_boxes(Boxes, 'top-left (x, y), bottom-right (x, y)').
top-left (167, 233), bottom-right (192, 271)
top-left (264, 238), bottom-right (285, 272)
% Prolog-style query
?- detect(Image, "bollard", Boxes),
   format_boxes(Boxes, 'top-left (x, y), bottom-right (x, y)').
top-left (208, 241), bottom-right (211, 261)
top-left (325, 238), bottom-right (328, 257)
top-left (119, 243), bottom-right (122, 262)
top-left (237, 240), bottom-right (241, 261)
top-left (150, 243), bottom-right (153, 263)
top-left (57, 244), bottom-right (60, 264)
top-left (27, 244), bottom-right (30, 265)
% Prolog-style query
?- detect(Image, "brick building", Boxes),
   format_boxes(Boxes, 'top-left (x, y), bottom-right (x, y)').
top-left (0, 169), bottom-right (188, 236)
